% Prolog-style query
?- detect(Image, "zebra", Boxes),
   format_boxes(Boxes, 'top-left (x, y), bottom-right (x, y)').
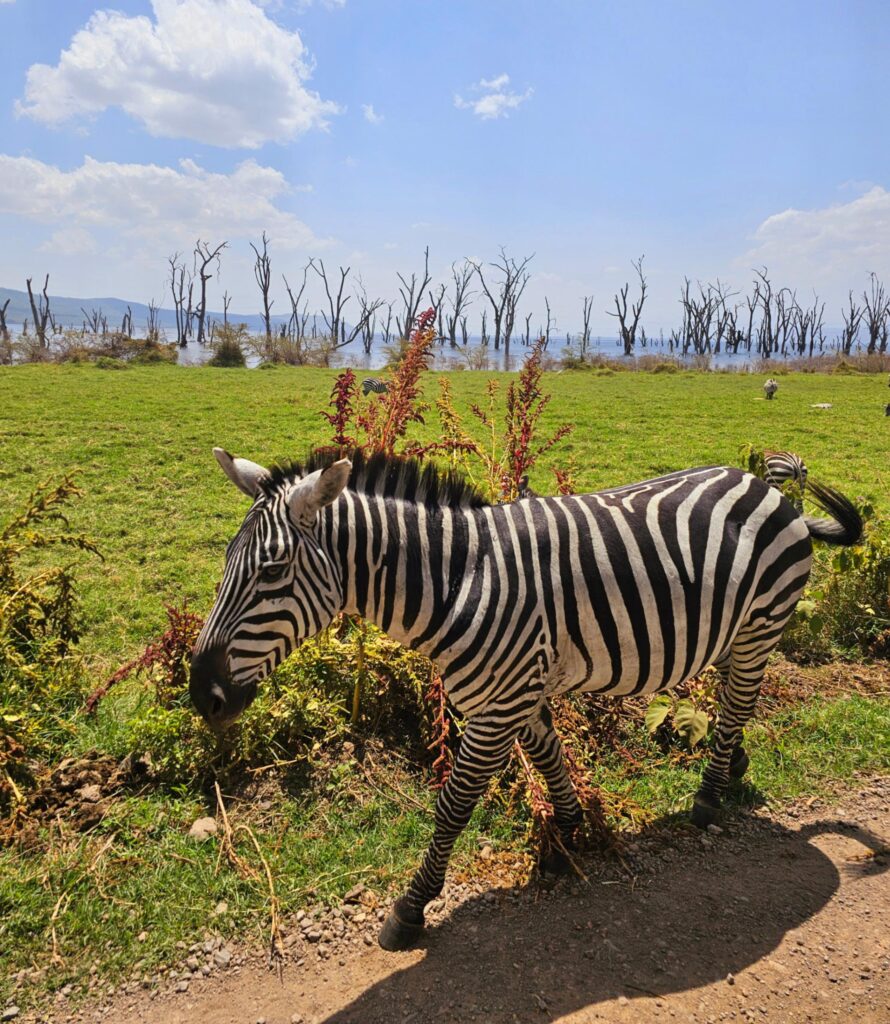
top-left (362, 377), bottom-right (389, 396)
top-left (763, 379), bottom-right (779, 400)
top-left (190, 448), bottom-right (862, 951)
top-left (761, 450), bottom-right (807, 512)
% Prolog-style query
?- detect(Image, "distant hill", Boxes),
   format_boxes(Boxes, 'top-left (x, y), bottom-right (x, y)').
top-left (0, 286), bottom-right (294, 334)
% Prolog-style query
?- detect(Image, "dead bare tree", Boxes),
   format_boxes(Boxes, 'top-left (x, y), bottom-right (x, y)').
top-left (791, 292), bottom-right (825, 357)
top-left (80, 307), bottom-right (107, 335)
top-left (395, 247), bottom-right (432, 341)
top-left (283, 266), bottom-right (311, 344)
top-left (840, 291), bottom-right (864, 355)
top-left (222, 291), bottom-right (232, 329)
top-left (193, 240), bottom-right (227, 346)
top-left (0, 298), bottom-right (10, 342)
top-left (310, 259), bottom-right (383, 350)
top-left (167, 254), bottom-right (194, 347)
top-left (380, 303), bottom-right (394, 346)
top-left (428, 283), bottom-right (447, 343)
top-left (470, 248), bottom-right (533, 356)
top-left (120, 306), bottom-right (133, 338)
top-left (26, 275), bottom-right (53, 348)
top-left (251, 232), bottom-right (274, 352)
top-left (310, 259), bottom-right (349, 346)
top-left (146, 300), bottom-right (161, 342)
top-left (480, 308), bottom-right (490, 347)
top-left (542, 296), bottom-right (554, 349)
top-left (579, 295), bottom-right (594, 357)
top-left (607, 256), bottom-right (647, 355)
top-left (355, 278), bottom-right (384, 356)
top-left (863, 273), bottom-right (890, 354)
top-left (459, 314), bottom-right (470, 347)
top-left (445, 261), bottom-right (475, 347)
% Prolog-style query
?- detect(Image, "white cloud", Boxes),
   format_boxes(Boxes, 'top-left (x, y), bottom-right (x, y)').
top-left (454, 72), bottom-right (532, 120)
top-left (739, 186), bottom-right (890, 301)
top-left (0, 154), bottom-right (326, 251)
top-left (39, 227), bottom-right (98, 257)
top-left (362, 103), bottom-right (383, 125)
top-left (16, 0), bottom-right (340, 148)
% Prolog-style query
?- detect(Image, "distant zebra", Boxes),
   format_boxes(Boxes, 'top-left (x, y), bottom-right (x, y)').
top-left (191, 449), bottom-right (861, 951)
top-left (762, 450), bottom-right (808, 512)
top-left (362, 377), bottom-right (389, 396)
top-left (763, 378), bottom-right (779, 400)
top-left (885, 403), bottom-right (890, 417)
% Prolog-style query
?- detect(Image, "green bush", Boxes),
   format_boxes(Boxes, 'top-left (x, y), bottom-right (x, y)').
top-left (94, 356), bottom-right (128, 370)
top-left (208, 325), bottom-right (248, 368)
top-left (0, 479), bottom-right (98, 810)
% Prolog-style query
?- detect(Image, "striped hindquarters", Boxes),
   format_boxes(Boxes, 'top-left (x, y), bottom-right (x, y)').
top-left (362, 378), bottom-right (389, 396)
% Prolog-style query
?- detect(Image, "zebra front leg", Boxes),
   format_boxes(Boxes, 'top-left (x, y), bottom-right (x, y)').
top-left (378, 715), bottom-right (519, 951)
top-left (692, 632), bottom-right (772, 828)
top-left (519, 702), bottom-right (583, 875)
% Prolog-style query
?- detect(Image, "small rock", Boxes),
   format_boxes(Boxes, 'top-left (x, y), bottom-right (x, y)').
top-left (188, 817), bottom-right (218, 842)
top-left (618, 995), bottom-right (629, 1006)
top-left (707, 824), bottom-right (723, 835)
top-left (291, 1015), bottom-right (304, 1024)
top-left (213, 901), bottom-right (228, 916)
top-left (175, 981), bottom-right (189, 993)
top-left (343, 884), bottom-right (366, 904)
top-left (726, 973), bottom-right (735, 985)
top-left (480, 845), bottom-right (493, 861)
top-left (306, 930), bottom-right (322, 943)
top-left (137, 931), bottom-right (148, 943)
top-left (213, 948), bottom-right (232, 968)
top-left (1, 1009), bottom-right (20, 1022)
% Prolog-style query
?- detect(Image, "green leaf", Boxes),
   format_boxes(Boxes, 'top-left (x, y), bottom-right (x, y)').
top-left (645, 695), bottom-right (672, 734)
top-left (674, 700), bottom-right (710, 747)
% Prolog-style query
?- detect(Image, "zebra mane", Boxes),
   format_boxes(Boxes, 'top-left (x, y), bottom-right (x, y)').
top-left (260, 448), bottom-right (491, 509)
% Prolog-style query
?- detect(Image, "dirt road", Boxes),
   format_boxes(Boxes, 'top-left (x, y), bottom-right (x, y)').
top-left (40, 777), bottom-right (890, 1024)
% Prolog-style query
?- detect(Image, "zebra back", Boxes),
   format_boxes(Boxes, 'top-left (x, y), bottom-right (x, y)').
top-left (362, 377), bottom-right (389, 396)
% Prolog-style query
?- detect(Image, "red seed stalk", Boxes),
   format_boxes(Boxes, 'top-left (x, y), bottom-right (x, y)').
top-left (322, 367), bottom-right (358, 452)
top-left (360, 308), bottom-right (436, 455)
top-left (85, 601), bottom-right (204, 713)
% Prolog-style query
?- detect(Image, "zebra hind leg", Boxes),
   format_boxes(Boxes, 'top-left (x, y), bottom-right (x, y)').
top-left (518, 702), bottom-right (583, 876)
top-left (710, 650), bottom-right (751, 783)
top-left (378, 714), bottom-right (520, 951)
top-left (692, 629), bottom-right (775, 828)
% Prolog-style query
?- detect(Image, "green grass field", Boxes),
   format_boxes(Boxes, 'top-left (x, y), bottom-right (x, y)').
top-left (1, 362), bottom-right (888, 1009)
top-left (1, 363), bottom-right (887, 670)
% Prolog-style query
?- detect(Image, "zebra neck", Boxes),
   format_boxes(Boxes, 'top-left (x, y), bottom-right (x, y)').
top-left (326, 492), bottom-right (478, 653)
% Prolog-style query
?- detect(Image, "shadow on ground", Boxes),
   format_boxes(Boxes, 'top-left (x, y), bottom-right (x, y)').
top-left (319, 816), bottom-right (888, 1024)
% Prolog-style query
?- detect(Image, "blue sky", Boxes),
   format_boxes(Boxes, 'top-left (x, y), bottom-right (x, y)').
top-left (1, 0), bottom-right (888, 332)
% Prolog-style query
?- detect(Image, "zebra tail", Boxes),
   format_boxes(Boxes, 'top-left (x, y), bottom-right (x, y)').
top-left (802, 479), bottom-right (863, 547)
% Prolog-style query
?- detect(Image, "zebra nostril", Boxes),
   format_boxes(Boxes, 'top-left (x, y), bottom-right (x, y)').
top-left (210, 695), bottom-right (225, 718)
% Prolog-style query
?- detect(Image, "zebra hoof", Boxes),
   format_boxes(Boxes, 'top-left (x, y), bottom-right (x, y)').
top-left (378, 899), bottom-right (424, 952)
top-left (539, 847), bottom-right (574, 877)
top-left (691, 793), bottom-right (721, 829)
top-left (729, 746), bottom-right (750, 780)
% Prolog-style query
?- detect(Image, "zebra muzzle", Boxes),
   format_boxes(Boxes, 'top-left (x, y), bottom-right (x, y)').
top-left (189, 644), bottom-right (257, 730)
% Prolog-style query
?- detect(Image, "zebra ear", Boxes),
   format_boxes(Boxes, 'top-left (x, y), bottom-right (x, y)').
top-left (213, 448), bottom-right (269, 498)
top-left (288, 459), bottom-right (352, 526)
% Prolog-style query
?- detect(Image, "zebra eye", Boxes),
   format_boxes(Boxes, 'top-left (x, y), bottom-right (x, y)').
top-left (258, 563), bottom-right (287, 584)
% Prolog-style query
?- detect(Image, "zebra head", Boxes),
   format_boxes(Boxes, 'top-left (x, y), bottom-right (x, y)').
top-left (190, 448), bottom-right (352, 731)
